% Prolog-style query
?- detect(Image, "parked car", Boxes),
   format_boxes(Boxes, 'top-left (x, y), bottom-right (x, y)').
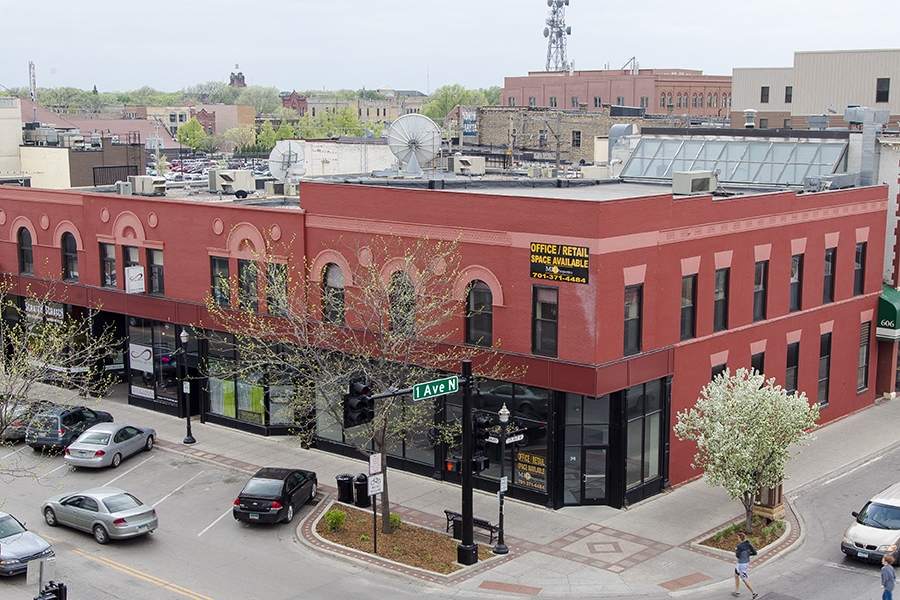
top-left (841, 481), bottom-right (900, 563)
top-left (0, 510), bottom-right (54, 576)
top-left (25, 406), bottom-right (114, 451)
top-left (0, 399), bottom-right (54, 442)
top-left (233, 467), bottom-right (317, 524)
top-left (64, 423), bottom-right (155, 469)
top-left (42, 487), bottom-right (157, 544)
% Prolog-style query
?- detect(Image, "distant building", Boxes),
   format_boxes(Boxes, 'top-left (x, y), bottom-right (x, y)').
top-left (230, 70), bottom-right (247, 88)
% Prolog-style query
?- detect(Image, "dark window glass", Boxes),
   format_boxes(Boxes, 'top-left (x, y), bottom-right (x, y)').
top-left (18, 228), bottom-right (33, 274)
top-left (784, 86), bottom-right (793, 103)
top-left (785, 342), bottom-right (800, 394)
top-left (711, 363), bottom-right (727, 380)
top-left (714, 268), bottom-right (729, 332)
top-left (532, 286), bottom-right (558, 356)
top-left (550, 97), bottom-right (557, 108)
top-left (824, 247), bottom-right (836, 303)
top-left (62, 232), bottom-right (78, 282)
top-left (572, 130), bottom-right (581, 148)
top-left (101, 243), bottom-right (116, 287)
top-left (680, 275), bottom-right (696, 341)
top-left (751, 351), bottom-right (765, 377)
top-left (148, 249), bottom-right (164, 295)
top-left (123, 246), bottom-right (139, 267)
top-left (323, 263), bottom-right (345, 325)
top-left (858, 322), bottom-right (871, 390)
top-left (625, 380), bottom-right (664, 489)
top-left (753, 261), bottom-right (768, 321)
top-left (266, 263), bottom-right (286, 315)
top-left (854, 242), bottom-right (866, 296)
top-left (790, 254), bottom-right (803, 312)
top-left (624, 284), bottom-right (642, 356)
top-left (818, 333), bottom-right (831, 406)
top-left (211, 257), bottom-right (230, 307)
top-left (389, 271), bottom-right (415, 335)
top-left (238, 259), bottom-right (258, 312)
top-left (466, 280), bottom-right (492, 347)
top-left (759, 118), bottom-right (769, 129)
top-left (760, 86), bottom-right (770, 103)
top-left (876, 78), bottom-right (890, 103)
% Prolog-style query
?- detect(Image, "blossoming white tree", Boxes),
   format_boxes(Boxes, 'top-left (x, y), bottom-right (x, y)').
top-left (673, 367), bottom-right (820, 533)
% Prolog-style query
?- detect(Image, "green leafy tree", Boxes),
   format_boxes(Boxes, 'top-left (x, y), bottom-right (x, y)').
top-left (175, 117), bottom-right (208, 151)
top-left (0, 281), bottom-right (119, 475)
top-left (202, 235), bottom-right (520, 534)
top-left (224, 126), bottom-right (257, 153)
top-left (423, 84), bottom-right (488, 120)
top-left (275, 120), bottom-right (296, 141)
top-left (182, 81), bottom-right (238, 105)
top-left (236, 86), bottom-right (281, 117)
top-left (257, 120), bottom-right (277, 150)
top-left (674, 367), bottom-right (820, 534)
top-left (480, 86), bottom-right (501, 106)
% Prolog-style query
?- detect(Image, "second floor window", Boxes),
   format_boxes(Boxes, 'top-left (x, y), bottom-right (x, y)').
top-left (785, 342), bottom-right (799, 395)
top-left (823, 247), bottom-right (836, 303)
top-left (790, 254), bottom-right (803, 312)
top-left (101, 243), bottom-right (116, 288)
top-left (549, 97), bottom-right (557, 108)
top-left (466, 280), bottom-right (492, 347)
top-left (18, 227), bottom-right (33, 275)
top-left (238, 259), bottom-right (258, 312)
top-left (624, 284), bottom-right (642, 356)
top-left (572, 131), bottom-right (581, 148)
top-left (680, 275), bottom-right (696, 341)
top-left (785, 86), bottom-right (793, 103)
top-left (323, 263), bottom-right (345, 325)
top-left (714, 268), bottom-right (729, 332)
top-left (818, 333), bottom-right (831, 406)
top-left (266, 263), bottom-right (286, 315)
top-left (751, 351), bottom-right (765, 377)
top-left (532, 286), bottom-right (558, 357)
top-left (148, 249), bottom-right (164, 295)
top-left (854, 242), bottom-right (866, 295)
top-left (211, 257), bottom-right (230, 307)
top-left (123, 246), bottom-right (139, 267)
top-left (61, 232), bottom-right (78, 282)
top-left (858, 322), bottom-right (871, 390)
top-left (753, 261), bottom-right (768, 321)
top-left (389, 271), bottom-right (415, 335)
top-left (760, 86), bottom-right (770, 103)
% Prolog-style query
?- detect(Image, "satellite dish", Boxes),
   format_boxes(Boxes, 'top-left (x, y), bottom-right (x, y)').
top-left (387, 114), bottom-right (441, 177)
top-left (268, 140), bottom-right (306, 181)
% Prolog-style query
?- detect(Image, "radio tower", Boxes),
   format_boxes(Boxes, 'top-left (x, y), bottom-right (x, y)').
top-left (543, 0), bottom-right (572, 72)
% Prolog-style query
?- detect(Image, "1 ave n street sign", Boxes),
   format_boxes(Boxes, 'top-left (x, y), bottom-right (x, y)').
top-left (412, 375), bottom-right (459, 401)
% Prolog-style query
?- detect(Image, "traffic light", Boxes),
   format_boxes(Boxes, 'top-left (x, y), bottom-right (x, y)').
top-left (35, 581), bottom-right (67, 600)
top-left (445, 457), bottom-right (461, 472)
top-left (472, 410), bottom-right (491, 454)
top-left (472, 455), bottom-right (490, 473)
top-left (343, 381), bottom-right (374, 428)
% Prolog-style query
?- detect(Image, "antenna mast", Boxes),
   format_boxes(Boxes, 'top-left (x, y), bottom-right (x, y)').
top-left (543, 0), bottom-right (572, 72)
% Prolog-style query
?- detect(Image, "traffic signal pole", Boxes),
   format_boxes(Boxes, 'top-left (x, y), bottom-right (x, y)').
top-left (457, 360), bottom-right (478, 565)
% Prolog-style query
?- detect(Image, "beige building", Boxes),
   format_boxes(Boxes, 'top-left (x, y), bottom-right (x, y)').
top-left (731, 49), bottom-right (900, 129)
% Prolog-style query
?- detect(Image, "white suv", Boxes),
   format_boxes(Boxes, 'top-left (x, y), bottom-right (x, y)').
top-left (842, 481), bottom-right (900, 563)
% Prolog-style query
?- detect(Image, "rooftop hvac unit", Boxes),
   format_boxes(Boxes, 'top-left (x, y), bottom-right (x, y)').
top-left (210, 169), bottom-right (253, 196)
top-left (673, 171), bottom-right (719, 195)
top-left (115, 181), bottom-right (133, 196)
top-left (128, 175), bottom-right (166, 196)
top-left (448, 156), bottom-right (486, 175)
top-left (264, 181), bottom-right (298, 196)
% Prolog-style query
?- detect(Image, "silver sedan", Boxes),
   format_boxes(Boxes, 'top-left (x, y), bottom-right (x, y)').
top-left (42, 487), bottom-right (158, 544)
top-left (64, 423), bottom-right (155, 469)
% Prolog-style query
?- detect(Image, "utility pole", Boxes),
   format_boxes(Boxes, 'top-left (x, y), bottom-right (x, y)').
top-left (457, 360), bottom-right (478, 565)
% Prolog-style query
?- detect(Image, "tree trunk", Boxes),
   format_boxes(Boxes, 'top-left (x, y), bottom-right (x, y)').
top-left (742, 490), bottom-right (754, 534)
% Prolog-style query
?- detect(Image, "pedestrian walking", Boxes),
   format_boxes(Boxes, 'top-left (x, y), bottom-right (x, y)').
top-left (882, 555), bottom-right (896, 600)
top-left (732, 532), bottom-right (758, 598)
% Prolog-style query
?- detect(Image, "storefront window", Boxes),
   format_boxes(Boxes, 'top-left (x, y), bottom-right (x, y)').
top-left (625, 380), bottom-right (663, 489)
top-left (153, 323), bottom-right (179, 402)
top-left (128, 318), bottom-right (154, 400)
top-left (237, 371), bottom-right (265, 424)
top-left (208, 359), bottom-right (236, 418)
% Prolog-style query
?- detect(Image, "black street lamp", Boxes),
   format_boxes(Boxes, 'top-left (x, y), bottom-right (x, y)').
top-left (180, 329), bottom-right (196, 445)
top-left (493, 402), bottom-right (509, 554)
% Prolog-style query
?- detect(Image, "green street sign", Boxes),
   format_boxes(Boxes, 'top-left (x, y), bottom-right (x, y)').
top-left (412, 376), bottom-right (459, 401)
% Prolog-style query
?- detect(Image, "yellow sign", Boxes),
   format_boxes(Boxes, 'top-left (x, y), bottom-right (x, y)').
top-left (530, 242), bottom-right (589, 284)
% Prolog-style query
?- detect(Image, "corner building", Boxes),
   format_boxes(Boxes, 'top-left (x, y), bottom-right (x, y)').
top-left (0, 179), bottom-right (886, 509)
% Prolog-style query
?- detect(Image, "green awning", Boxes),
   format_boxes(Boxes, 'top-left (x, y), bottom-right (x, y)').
top-left (877, 284), bottom-right (900, 340)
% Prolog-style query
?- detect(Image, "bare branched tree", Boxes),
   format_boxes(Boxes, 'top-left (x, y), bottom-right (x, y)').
top-left (202, 233), bottom-right (520, 533)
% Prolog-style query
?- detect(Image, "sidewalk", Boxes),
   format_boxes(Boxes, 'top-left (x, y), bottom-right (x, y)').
top-left (33, 382), bottom-right (900, 597)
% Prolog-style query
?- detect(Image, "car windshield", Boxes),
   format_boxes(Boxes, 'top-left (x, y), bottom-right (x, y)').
top-left (102, 493), bottom-right (143, 513)
top-left (242, 477), bottom-right (283, 497)
top-left (78, 432), bottom-right (110, 445)
top-left (0, 514), bottom-right (26, 538)
top-left (858, 501), bottom-right (900, 529)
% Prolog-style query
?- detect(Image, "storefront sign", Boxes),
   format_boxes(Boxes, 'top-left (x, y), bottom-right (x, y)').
top-left (515, 452), bottom-right (547, 492)
top-left (530, 242), bottom-right (590, 284)
top-left (125, 265), bottom-right (146, 294)
top-left (24, 299), bottom-right (65, 323)
top-left (129, 343), bottom-right (153, 374)
top-left (130, 385), bottom-right (155, 399)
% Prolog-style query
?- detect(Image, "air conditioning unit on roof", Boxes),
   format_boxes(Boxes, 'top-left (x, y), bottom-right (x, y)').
top-left (673, 170), bottom-right (718, 195)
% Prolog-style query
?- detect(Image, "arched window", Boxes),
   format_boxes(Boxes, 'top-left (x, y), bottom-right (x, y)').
top-left (61, 232), bottom-right (78, 282)
top-left (676, 93), bottom-right (682, 108)
top-left (713, 93), bottom-right (718, 108)
top-left (466, 280), bottom-right (492, 347)
top-left (389, 271), bottom-right (415, 335)
top-left (17, 228), bottom-right (33, 274)
top-left (707, 93), bottom-right (712, 108)
top-left (691, 94), bottom-right (697, 108)
top-left (660, 93), bottom-right (666, 108)
top-left (323, 263), bottom-right (345, 325)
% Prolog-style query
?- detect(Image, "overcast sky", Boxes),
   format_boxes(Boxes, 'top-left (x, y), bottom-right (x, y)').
top-left (0, 0), bottom-right (895, 95)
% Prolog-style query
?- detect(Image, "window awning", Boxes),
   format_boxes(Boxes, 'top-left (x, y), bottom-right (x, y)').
top-left (877, 284), bottom-right (900, 340)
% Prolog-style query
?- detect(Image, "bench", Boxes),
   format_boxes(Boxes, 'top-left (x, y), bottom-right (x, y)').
top-left (444, 509), bottom-right (501, 544)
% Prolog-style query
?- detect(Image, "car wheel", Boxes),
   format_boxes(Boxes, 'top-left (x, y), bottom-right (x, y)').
top-left (283, 504), bottom-right (294, 524)
top-left (309, 483), bottom-right (317, 502)
top-left (111, 453), bottom-right (122, 468)
top-left (93, 524), bottom-right (110, 544)
top-left (145, 435), bottom-right (154, 451)
top-left (44, 508), bottom-right (58, 527)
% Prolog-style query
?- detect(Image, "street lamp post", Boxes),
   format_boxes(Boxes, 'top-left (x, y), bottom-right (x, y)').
top-left (180, 329), bottom-right (196, 445)
top-left (493, 403), bottom-right (509, 554)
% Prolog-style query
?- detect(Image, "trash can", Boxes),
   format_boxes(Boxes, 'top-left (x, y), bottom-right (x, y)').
top-left (335, 474), bottom-right (354, 504)
top-left (452, 516), bottom-right (462, 540)
top-left (354, 473), bottom-right (371, 508)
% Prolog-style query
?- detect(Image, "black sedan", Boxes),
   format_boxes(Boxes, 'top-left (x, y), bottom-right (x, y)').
top-left (233, 467), bottom-right (317, 524)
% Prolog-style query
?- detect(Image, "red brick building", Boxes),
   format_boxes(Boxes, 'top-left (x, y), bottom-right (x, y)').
top-left (0, 179), bottom-right (886, 508)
